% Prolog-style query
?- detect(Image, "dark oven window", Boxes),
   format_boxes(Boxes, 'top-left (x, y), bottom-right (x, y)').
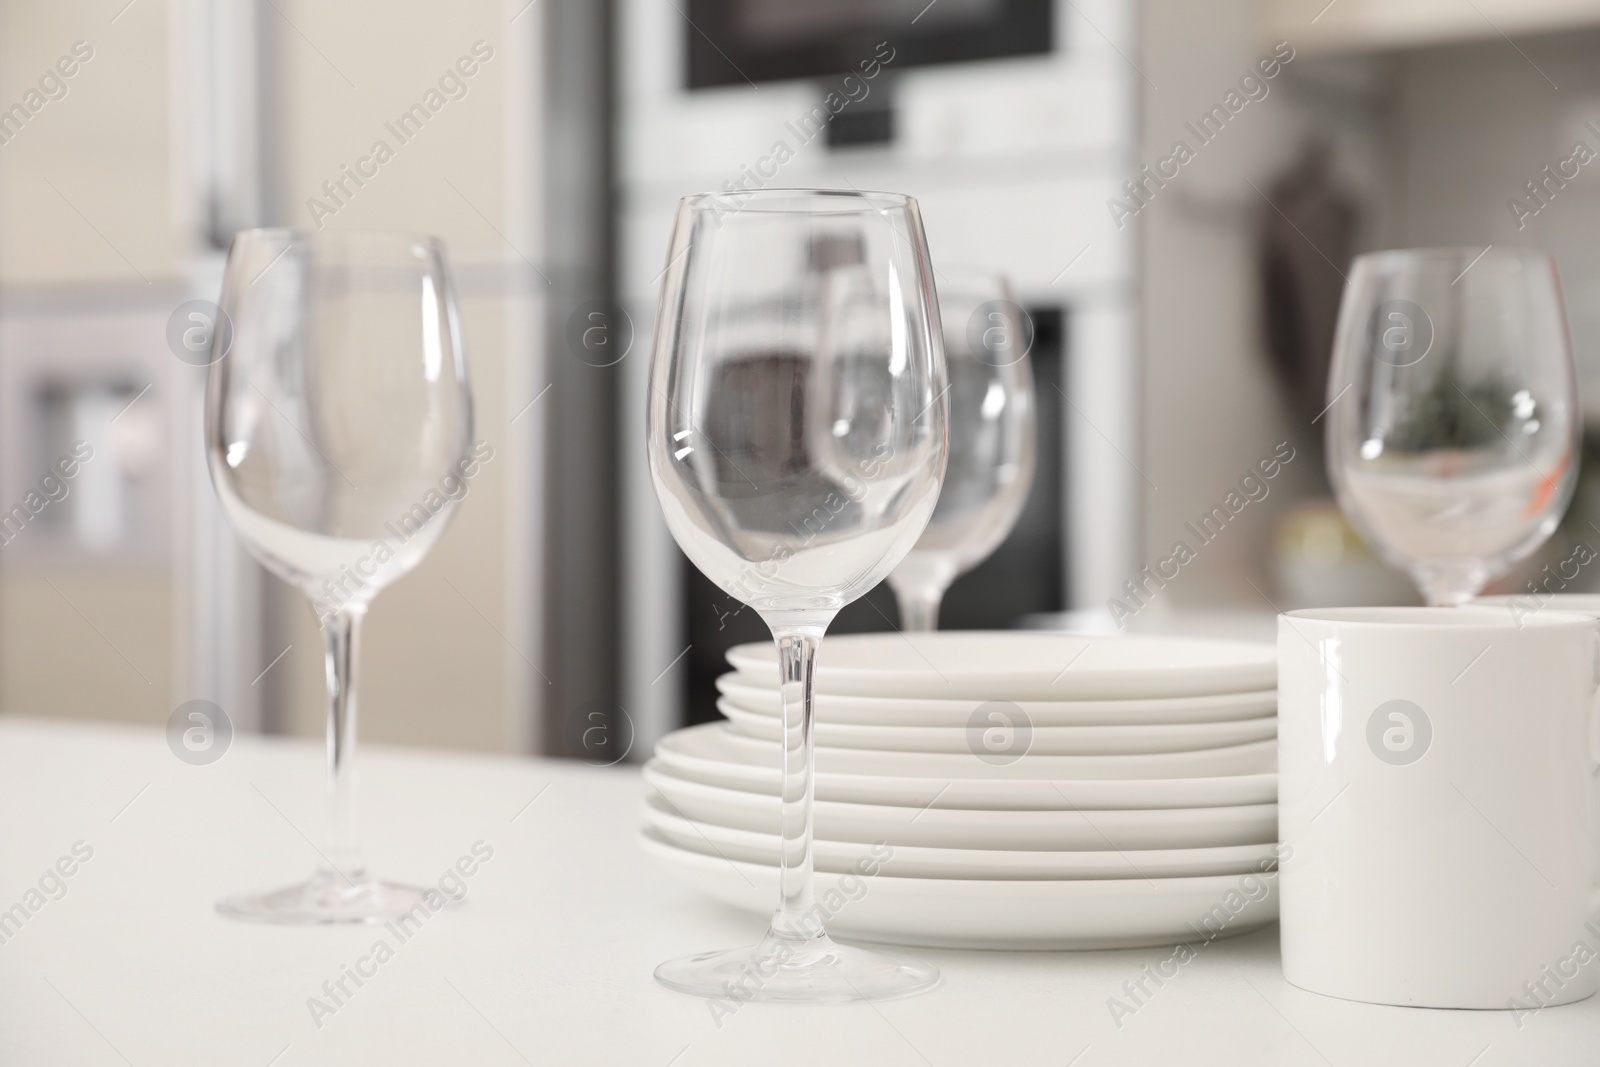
top-left (685, 0), bottom-right (1055, 89)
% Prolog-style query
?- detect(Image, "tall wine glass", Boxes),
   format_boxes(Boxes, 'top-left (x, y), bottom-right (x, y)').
top-left (206, 229), bottom-right (473, 922)
top-left (888, 270), bottom-right (1035, 630)
top-left (1326, 247), bottom-right (1578, 605)
top-left (647, 189), bottom-right (947, 1001)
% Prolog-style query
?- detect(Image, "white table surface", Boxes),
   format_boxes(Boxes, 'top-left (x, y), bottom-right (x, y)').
top-left (1, 716), bottom-right (1595, 1066)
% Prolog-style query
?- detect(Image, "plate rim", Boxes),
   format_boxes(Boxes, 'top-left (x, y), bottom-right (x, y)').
top-left (715, 672), bottom-right (1280, 716)
top-left (725, 631), bottom-right (1278, 694)
top-left (648, 751), bottom-right (1280, 811)
top-left (641, 826), bottom-right (1283, 894)
top-left (644, 761), bottom-right (1280, 825)
top-left (643, 796), bottom-right (1284, 870)
top-left (704, 721), bottom-right (1279, 777)
top-left (715, 697), bottom-right (1280, 745)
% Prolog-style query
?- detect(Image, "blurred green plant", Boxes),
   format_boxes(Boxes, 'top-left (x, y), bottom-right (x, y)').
top-left (1381, 359), bottom-right (1516, 453)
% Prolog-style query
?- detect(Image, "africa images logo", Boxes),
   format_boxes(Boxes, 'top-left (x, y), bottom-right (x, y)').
top-left (1366, 699), bottom-right (1431, 766)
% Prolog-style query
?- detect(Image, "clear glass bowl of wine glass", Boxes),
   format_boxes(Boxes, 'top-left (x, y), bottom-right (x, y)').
top-left (1325, 247), bottom-right (1579, 605)
top-left (888, 269), bottom-right (1035, 630)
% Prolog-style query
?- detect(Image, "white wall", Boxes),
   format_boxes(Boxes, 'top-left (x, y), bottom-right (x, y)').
top-left (1133, 0), bottom-right (1391, 613)
top-left (1390, 29), bottom-right (1600, 414)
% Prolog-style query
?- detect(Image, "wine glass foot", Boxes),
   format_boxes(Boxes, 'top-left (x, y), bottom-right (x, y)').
top-left (216, 869), bottom-right (431, 925)
top-left (655, 930), bottom-right (939, 1004)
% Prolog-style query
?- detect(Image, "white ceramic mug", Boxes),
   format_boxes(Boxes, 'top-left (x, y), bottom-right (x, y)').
top-left (1278, 606), bottom-right (1600, 1008)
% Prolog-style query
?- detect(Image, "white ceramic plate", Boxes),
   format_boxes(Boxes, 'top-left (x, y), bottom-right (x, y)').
top-left (645, 765), bottom-right (1278, 850)
top-left (642, 830), bottom-right (1280, 949)
top-left (671, 723), bottom-right (1275, 780)
top-left (643, 798), bottom-right (1282, 880)
top-left (653, 730), bottom-right (1276, 810)
top-left (726, 631), bottom-right (1277, 700)
top-left (715, 674), bottom-right (1278, 726)
top-left (715, 698), bottom-right (1278, 755)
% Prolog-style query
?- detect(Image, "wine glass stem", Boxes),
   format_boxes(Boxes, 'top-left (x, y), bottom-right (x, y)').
top-left (770, 624), bottom-right (824, 943)
top-left (895, 585), bottom-right (944, 632)
top-left (1414, 564), bottom-right (1486, 607)
top-left (323, 605), bottom-right (368, 882)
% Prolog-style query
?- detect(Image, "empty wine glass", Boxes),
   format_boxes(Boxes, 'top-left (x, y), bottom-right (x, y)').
top-left (647, 189), bottom-right (947, 1001)
top-left (206, 229), bottom-right (473, 922)
top-left (887, 270), bottom-right (1035, 630)
top-left (1326, 247), bottom-right (1578, 605)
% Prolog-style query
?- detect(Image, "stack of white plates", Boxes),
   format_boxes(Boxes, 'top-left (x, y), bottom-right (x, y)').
top-left (642, 631), bottom-right (1282, 949)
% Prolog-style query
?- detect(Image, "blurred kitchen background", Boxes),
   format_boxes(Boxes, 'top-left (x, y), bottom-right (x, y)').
top-left (4, 0), bottom-right (1600, 757)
